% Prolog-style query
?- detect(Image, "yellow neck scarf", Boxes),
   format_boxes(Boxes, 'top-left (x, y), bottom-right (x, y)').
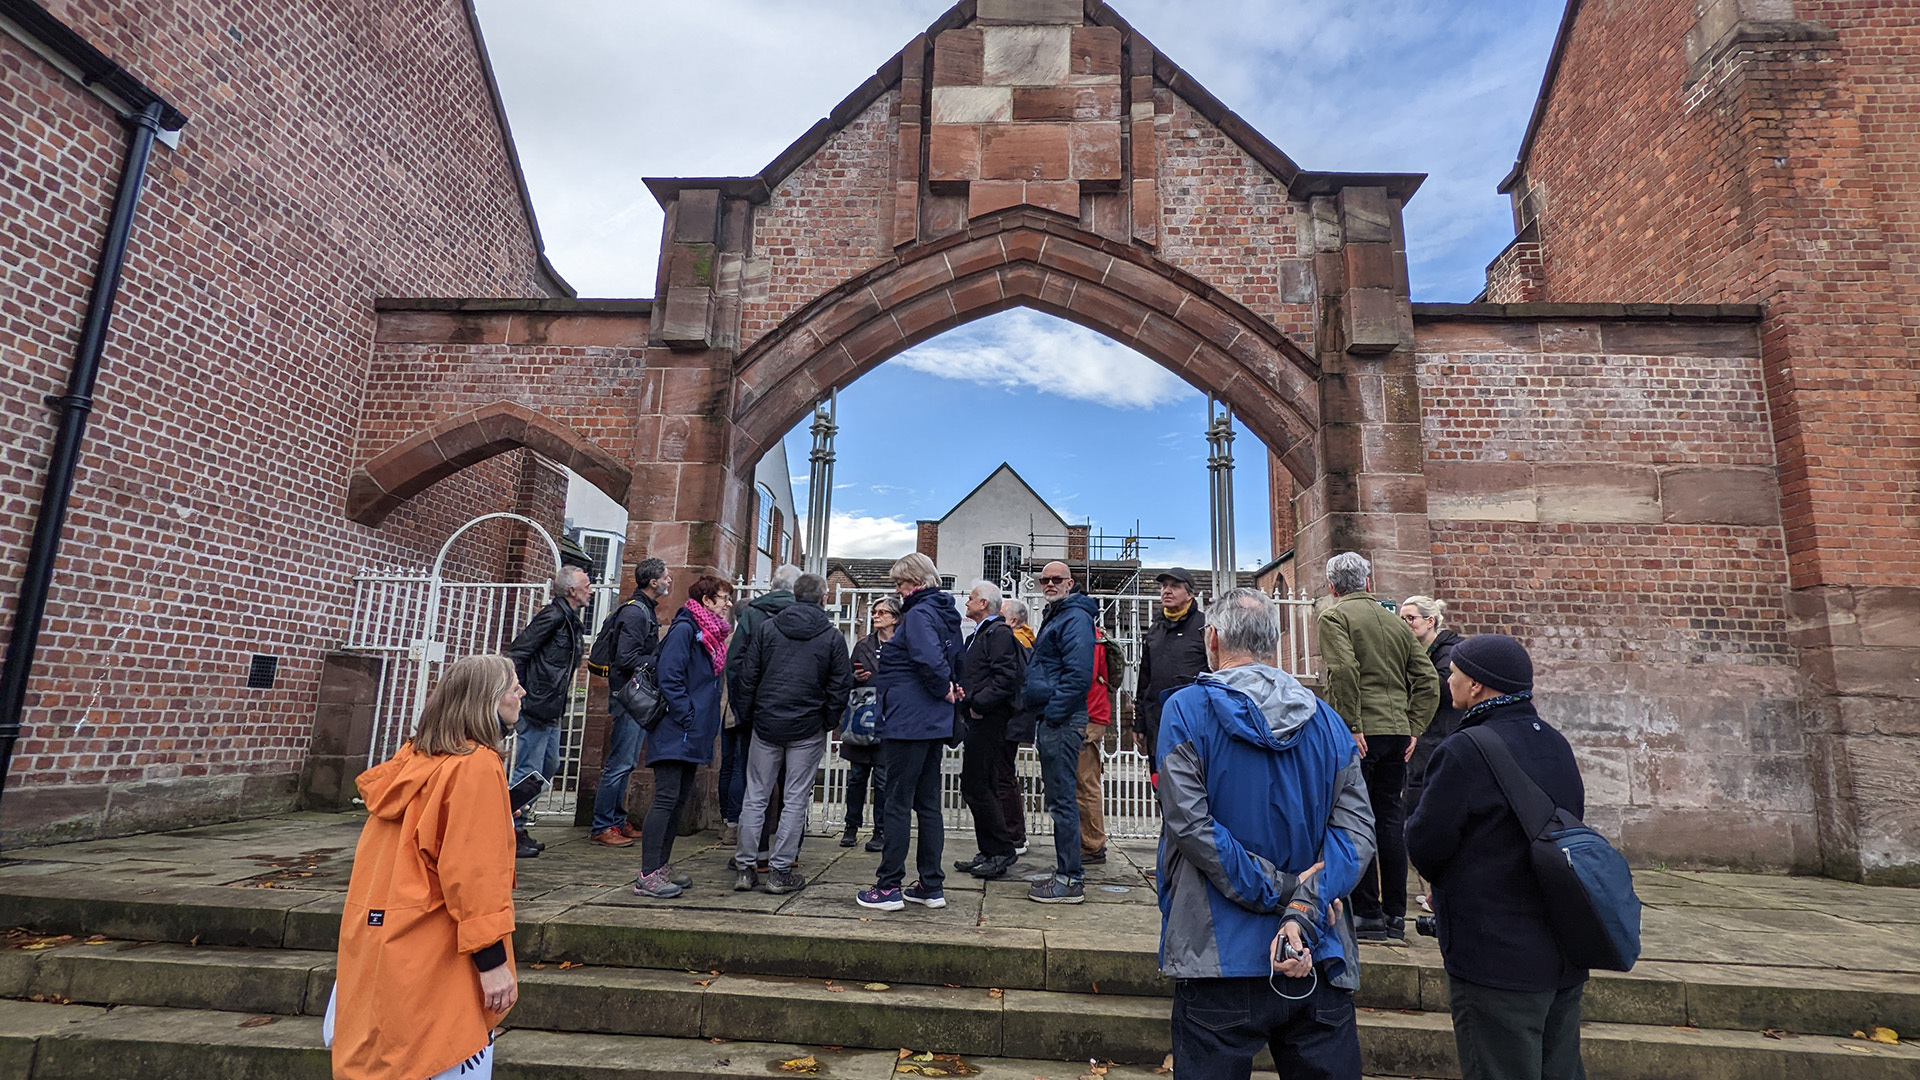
top-left (1163, 601), bottom-right (1192, 622)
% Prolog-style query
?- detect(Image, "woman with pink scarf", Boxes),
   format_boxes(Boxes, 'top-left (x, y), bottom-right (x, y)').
top-left (632, 573), bottom-right (734, 898)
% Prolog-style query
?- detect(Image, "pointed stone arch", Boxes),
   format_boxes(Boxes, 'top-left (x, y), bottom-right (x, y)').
top-left (346, 400), bottom-right (631, 527)
top-left (729, 211), bottom-right (1322, 487)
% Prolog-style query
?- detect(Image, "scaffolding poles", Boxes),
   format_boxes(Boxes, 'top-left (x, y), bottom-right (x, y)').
top-left (1207, 396), bottom-right (1237, 599)
top-left (803, 392), bottom-right (837, 578)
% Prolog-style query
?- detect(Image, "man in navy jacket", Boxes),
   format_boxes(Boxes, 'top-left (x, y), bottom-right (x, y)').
top-left (1020, 561), bottom-right (1098, 904)
top-left (1156, 588), bottom-right (1373, 1080)
top-left (1408, 634), bottom-right (1588, 1080)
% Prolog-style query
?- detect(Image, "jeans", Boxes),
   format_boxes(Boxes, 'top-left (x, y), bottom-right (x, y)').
top-left (1353, 734), bottom-right (1411, 921)
top-left (734, 731), bottom-right (828, 872)
top-left (509, 718), bottom-right (563, 827)
top-left (717, 726), bottom-right (750, 824)
top-left (845, 758), bottom-right (887, 832)
top-left (1448, 978), bottom-right (1587, 1080)
top-left (1076, 726), bottom-right (1107, 855)
top-left (994, 740), bottom-right (1026, 845)
top-left (1035, 715), bottom-right (1086, 882)
top-left (640, 761), bottom-right (697, 874)
top-left (1170, 975), bottom-right (1362, 1080)
top-left (590, 699), bottom-right (645, 833)
top-left (959, 713), bottom-right (1016, 857)
top-left (877, 738), bottom-right (945, 891)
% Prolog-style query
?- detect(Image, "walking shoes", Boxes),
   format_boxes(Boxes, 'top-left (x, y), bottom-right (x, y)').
top-left (856, 886), bottom-right (905, 911)
top-left (1028, 876), bottom-right (1085, 904)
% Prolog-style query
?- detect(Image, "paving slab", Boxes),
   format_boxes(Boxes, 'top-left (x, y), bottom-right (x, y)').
top-left (494, 1030), bottom-right (902, 1079)
top-left (32, 1003), bottom-right (329, 1079)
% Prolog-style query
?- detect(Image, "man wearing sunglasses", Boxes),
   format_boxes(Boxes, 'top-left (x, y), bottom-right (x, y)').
top-left (1020, 561), bottom-right (1099, 903)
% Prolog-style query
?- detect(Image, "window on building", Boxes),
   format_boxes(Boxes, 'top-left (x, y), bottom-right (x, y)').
top-left (983, 544), bottom-right (1022, 587)
top-left (757, 483), bottom-right (776, 555)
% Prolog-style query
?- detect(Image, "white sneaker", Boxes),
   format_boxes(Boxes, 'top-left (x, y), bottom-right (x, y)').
top-left (1013, 844), bottom-right (1027, 856)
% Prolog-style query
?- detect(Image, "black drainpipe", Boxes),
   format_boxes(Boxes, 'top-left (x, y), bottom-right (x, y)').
top-left (0, 100), bottom-right (167, 842)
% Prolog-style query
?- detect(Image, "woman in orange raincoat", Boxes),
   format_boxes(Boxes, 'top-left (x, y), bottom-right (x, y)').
top-left (327, 654), bottom-right (523, 1080)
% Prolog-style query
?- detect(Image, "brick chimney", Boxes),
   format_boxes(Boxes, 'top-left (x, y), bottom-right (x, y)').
top-left (1066, 524), bottom-right (1089, 562)
top-left (916, 520), bottom-right (939, 563)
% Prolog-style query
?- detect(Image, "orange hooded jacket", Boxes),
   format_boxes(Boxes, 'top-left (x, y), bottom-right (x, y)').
top-left (333, 742), bottom-right (516, 1080)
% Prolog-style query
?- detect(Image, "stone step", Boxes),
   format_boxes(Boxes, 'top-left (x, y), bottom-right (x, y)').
top-left (3, 868), bottom-right (1914, 1041)
top-left (2, 997), bottom-right (1917, 1080)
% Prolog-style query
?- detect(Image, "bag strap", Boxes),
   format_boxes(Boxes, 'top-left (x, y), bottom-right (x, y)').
top-left (1462, 725), bottom-right (1561, 839)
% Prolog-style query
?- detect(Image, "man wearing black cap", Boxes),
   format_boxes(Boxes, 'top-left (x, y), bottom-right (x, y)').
top-left (1133, 568), bottom-right (1209, 770)
top-left (1408, 634), bottom-right (1589, 1080)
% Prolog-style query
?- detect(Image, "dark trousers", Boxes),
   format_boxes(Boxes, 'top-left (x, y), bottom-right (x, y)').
top-left (717, 726), bottom-right (749, 823)
top-left (845, 758), bottom-right (887, 833)
top-left (640, 761), bottom-right (696, 874)
top-left (960, 714), bottom-right (1016, 857)
top-left (1170, 975), bottom-right (1362, 1080)
top-left (1448, 978), bottom-right (1586, 1080)
top-left (994, 740), bottom-right (1026, 845)
top-left (877, 738), bottom-right (945, 891)
top-left (1353, 734), bottom-right (1411, 921)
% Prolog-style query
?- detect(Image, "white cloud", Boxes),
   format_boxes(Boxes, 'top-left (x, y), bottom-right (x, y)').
top-left (827, 513), bottom-right (917, 559)
top-left (893, 310), bottom-right (1197, 410)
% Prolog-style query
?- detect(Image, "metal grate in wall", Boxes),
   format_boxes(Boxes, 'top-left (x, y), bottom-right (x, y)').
top-left (246, 653), bottom-right (279, 689)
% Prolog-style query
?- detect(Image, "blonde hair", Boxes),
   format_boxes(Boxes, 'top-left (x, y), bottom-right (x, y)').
top-left (1401, 595), bottom-right (1447, 627)
top-left (890, 551), bottom-right (942, 590)
top-left (413, 654), bottom-right (514, 757)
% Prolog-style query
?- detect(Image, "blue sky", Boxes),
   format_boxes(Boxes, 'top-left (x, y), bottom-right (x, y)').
top-left (475, 1), bottom-right (1567, 567)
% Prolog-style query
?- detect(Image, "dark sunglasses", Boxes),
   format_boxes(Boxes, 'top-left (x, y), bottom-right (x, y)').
top-left (1038, 575), bottom-right (1069, 585)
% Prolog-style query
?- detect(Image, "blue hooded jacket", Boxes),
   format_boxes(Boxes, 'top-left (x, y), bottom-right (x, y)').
top-left (874, 586), bottom-right (962, 741)
top-left (1021, 591), bottom-right (1098, 724)
top-left (646, 607), bottom-right (723, 767)
top-left (1155, 665), bottom-right (1374, 988)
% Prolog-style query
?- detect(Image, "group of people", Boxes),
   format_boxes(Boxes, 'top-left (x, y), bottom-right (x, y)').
top-left (1153, 551), bottom-right (1590, 1080)
top-left (329, 546), bottom-right (1592, 1080)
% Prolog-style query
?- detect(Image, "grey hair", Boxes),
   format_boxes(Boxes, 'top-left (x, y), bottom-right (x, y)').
top-left (1401, 595), bottom-right (1446, 626)
top-left (1210, 588), bottom-right (1279, 660)
top-left (999, 597), bottom-right (1030, 626)
top-left (634, 557), bottom-right (667, 591)
top-left (794, 572), bottom-right (827, 605)
top-left (1325, 552), bottom-right (1371, 596)
top-left (553, 564), bottom-right (589, 597)
top-left (890, 551), bottom-right (942, 589)
top-left (873, 595), bottom-right (902, 617)
top-left (968, 579), bottom-right (1003, 611)
top-left (770, 563), bottom-right (802, 591)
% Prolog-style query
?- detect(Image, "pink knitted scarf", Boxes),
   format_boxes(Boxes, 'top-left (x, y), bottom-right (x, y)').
top-left (682, 599), bottom-right (730, 676)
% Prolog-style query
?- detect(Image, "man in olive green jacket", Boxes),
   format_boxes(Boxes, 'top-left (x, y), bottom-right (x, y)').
top-left (1316, 551), bottom-right (1440, 941)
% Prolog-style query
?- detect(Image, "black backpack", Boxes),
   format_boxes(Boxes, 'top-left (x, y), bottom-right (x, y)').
top-left (1464, 726), bottom-right (1642, 972)
top-left (586, 599), bottom-right (639, 678)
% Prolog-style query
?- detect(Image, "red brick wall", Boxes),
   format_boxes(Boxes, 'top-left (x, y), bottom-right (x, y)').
top-left (1418, 312), bottom-right (1813, 869)
top-left (0, 1), bottom-right (557, 841)
top-left (1508, 1), bottom-right (1920, 591)
top-left (739, 94), bottom-right (900, 349)
top-left (1155, 94), bottom-right (1315, 352)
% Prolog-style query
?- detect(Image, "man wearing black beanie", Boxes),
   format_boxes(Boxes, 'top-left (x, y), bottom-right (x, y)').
top-left (1407, 634), bottom-right (1589, 1080)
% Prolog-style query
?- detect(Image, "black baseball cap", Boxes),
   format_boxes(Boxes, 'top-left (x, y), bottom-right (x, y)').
top-left (1155, 567), bottom-right (1196, 587)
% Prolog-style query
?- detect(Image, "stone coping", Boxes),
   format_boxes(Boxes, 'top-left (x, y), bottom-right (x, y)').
top-left (1412, 302), bottom-right (1764, 321)
top-left (372, 297), bottom-right (653, 314)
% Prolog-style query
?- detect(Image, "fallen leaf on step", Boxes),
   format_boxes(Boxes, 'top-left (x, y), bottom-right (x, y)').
top-left (558, 961), bottom-right (579, 970)
top-left (84, 935), bottom-right (109, 944)
top-left (694, 979), bottom-right (713, 987)
top-left (1868, 1027), bottom-right (1899, 1044)
top-left (864, 982), bottom-right (891, 991)
top-left (913, 1051), bottom-right (935, 1062)
top-left (710, 1038), bottom-right (726, 1044)
top-left (1843, 1044), bottom-right (1871, 1054)
top-left (825, 984), bottom-right (846, 993)
top-left (777, 1054), bottom-right (820, 1073)
top-left (899, 1049), bottom-right (914, 1060)
top-left (238, 1016), bottom-right (277, 1028)
top-left (1762, 1029), bottom-right (1785, 1039)
top-left (714, 1060), bottom-right (730, 1068)
top-left (989, 988), bottom-right (1004, 998)
top-left (1154, 1052), bottom-right (1174, 1074)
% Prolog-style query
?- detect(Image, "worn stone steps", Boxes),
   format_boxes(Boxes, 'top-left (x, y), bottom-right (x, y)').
top-left (2, 995), bottom-right (1916, 1080)
top-left (2, 870), bottom-right (1914, 1041)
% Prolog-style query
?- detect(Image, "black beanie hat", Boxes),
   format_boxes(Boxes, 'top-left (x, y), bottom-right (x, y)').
top-left (1449, 633), bottom-right (1533, 694)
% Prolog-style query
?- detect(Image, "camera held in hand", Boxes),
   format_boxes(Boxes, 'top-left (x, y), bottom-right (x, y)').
top-left (1414, 915), bottom-right (1438, 938)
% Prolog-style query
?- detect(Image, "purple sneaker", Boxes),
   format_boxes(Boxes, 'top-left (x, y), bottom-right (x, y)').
top-left (903, 881), bottom-right (947, 908)
top-left (856, 885), bottom-right (905, 911)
